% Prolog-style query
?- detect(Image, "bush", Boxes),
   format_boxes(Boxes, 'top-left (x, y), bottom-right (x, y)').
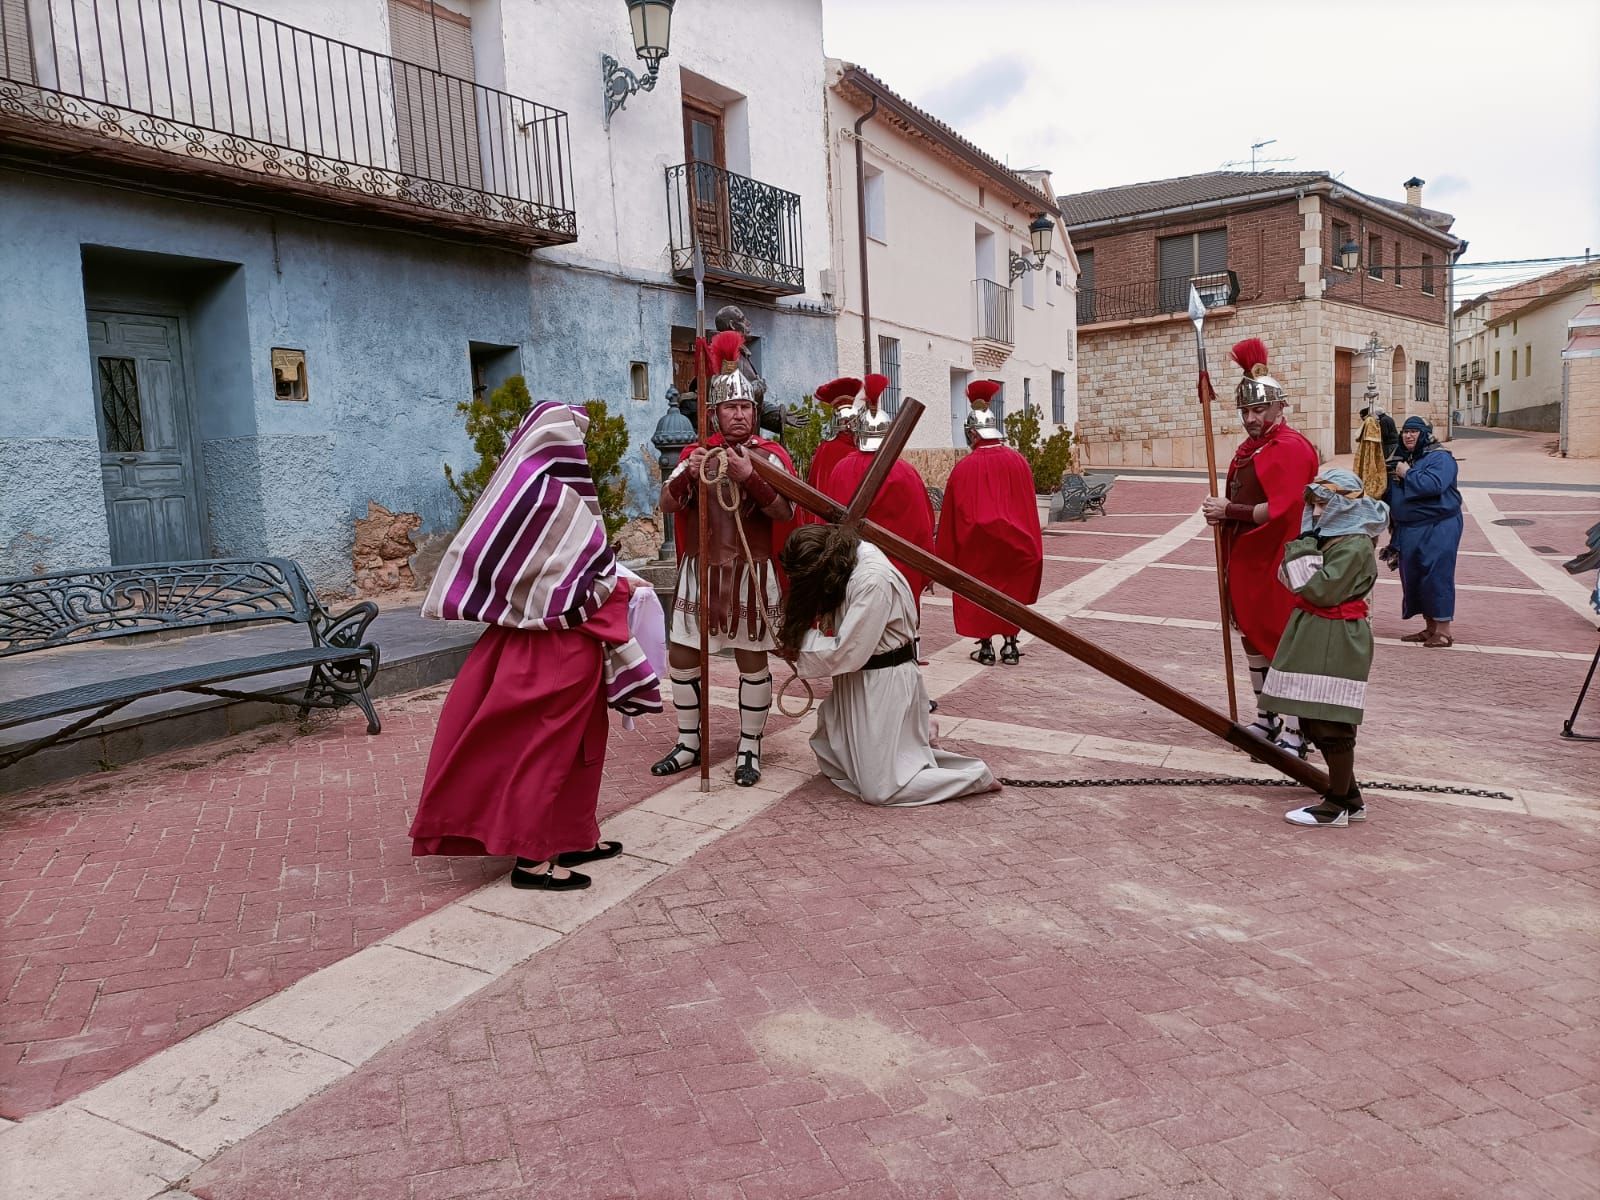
top-left (581, 399), bottom-right (630, 541)
top-left (1003, 406), bottom-right (1076, 493)
top-left (781, 395), bottom-right (825, 480)
top-left (443, 377), bottom-right (629, 541)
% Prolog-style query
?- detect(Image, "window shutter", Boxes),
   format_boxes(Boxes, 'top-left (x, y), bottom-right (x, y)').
top-left (1196, 229), bottom-right (1228, 274)
top-left (388, 0), bottom-right (481, 189)
top-left (1, 0), bottom-right (35, 83)
top-left (1157, 235), bottom-right (1189, 282)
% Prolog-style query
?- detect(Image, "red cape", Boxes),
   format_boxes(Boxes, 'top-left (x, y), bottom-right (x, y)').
top-left (801, 434), bottom-right (856, 526)
top-left (671, 434), bottom-right (799, 590)
top-left (823, 449), bottom-right (936, 613)
top-left (1224, 423), bottom-right (1319, 656)
top-left (935, 445), bottom-right (1043, 637)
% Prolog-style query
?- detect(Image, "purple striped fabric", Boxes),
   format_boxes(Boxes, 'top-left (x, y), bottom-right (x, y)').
top-left (424, 402), bottom-right (660, 714)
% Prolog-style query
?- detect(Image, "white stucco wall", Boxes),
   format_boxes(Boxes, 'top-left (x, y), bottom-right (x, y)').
top-left (1488, 298), bottom-right (1583, 419)
top-left (824, 63), bottom-right (1078, 451)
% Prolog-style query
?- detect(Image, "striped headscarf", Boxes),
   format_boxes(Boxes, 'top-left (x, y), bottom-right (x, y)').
top-left (425, 402), bottom-right (660, 714)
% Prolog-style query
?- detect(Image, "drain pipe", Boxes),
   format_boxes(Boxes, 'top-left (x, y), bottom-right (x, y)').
top-left (853, 95), bottom-right (879, 373)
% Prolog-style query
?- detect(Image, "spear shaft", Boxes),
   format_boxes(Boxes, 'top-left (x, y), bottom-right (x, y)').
top-left (1189, 287), bottom-right (1239, 722)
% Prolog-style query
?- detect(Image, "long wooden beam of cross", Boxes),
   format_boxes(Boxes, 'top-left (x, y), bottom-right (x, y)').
top-left (752, 397), bottom-right (1330, 793)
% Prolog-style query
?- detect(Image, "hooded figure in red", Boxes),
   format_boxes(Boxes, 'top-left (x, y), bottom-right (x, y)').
top-left (1200, 337), bottom-right (1320, 754)
top-left (821, 373), bottom-right (937, 616)
top-left (807, 376), bottom-right (862, 492)
top-left (936, 380), bottom-right (1043, 666)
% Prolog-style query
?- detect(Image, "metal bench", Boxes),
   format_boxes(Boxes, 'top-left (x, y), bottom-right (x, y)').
top-left (926, 485), bottom-right (944, 514)
top-left (0, 558), bottom-right (381, 770)
top-left (1057, 472), bottom-right (1114, 522)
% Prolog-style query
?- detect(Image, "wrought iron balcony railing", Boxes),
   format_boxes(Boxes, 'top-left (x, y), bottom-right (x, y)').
top-left (1077, 270), bottom-right (1239, 327)
top-left (666, 160), bottom-right (803, 297)
top-left (974, 278), bottom-right (1013, 345)
top-left (0, 0), bottom-right (576, 248)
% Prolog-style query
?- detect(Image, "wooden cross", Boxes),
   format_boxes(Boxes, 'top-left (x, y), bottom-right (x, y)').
top-left (750, 397), bottom-right (1330, 794)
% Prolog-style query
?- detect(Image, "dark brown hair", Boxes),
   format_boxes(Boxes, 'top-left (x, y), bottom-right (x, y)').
top-left (778, 525), bottom-right (860, 654)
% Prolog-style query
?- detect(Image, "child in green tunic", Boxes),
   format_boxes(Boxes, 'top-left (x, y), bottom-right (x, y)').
top-left (1261, 469), bottom-right (1388, 828)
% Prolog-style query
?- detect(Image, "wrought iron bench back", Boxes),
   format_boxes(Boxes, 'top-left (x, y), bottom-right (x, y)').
top-left (0, 558), bottom-right (321, 658)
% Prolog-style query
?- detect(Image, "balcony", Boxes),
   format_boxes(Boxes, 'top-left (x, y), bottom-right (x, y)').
top-left (0, 0), bottom-right (576, 251)
top-left (1077, 271), bottom-right (1239, 328)
top-left (973, 278), bottom-right (1013, 344)
top-left (666, 161), bottom-right (803, 297)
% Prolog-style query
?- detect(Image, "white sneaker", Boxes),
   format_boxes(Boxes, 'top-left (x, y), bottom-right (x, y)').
top-left (1285, 805), bottom-right (1349, 827)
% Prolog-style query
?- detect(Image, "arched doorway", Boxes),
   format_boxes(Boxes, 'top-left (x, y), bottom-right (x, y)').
top-left (1391, 345), bottom-right (1408, 416)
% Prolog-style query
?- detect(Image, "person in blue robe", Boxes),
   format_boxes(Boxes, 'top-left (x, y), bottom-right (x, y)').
top-left (1388, 416), bottom-right (1462, 648)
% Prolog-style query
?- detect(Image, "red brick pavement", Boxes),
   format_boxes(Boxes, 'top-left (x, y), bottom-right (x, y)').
top-left (186, 752), bottom-right (1599, 1199)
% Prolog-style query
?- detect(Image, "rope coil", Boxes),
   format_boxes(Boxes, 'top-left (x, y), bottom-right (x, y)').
top-left (698, 446), bottom-right (815, 719)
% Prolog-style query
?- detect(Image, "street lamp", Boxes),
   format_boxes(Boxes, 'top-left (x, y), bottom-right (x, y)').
top-left (1337, 236), bottom-right (1361, 272)
top-left (1008, 213), bottom-right (1055, 281)
top-left (1359, 331), bottom-right (1390, 403)
top-left (602, 0), bottom-right (676, 130)
top-left (650, 384), bottom-right (697, 561)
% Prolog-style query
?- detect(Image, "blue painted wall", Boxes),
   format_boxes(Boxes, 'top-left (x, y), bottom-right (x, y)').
top-left (0, 169), bottom-right (837, 588)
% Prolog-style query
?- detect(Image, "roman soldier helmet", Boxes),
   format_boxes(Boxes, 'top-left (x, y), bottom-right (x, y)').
top-left (963, 379), bottom-right (1004, 445)
top-left (853, 373), bottom-right (892, 451)
top-left (708, 330), bottom-right (755, 410)
top-left (815, 376), bottom-right (863, 436)
top-left (1230, 338), bottom-right (1285, 408)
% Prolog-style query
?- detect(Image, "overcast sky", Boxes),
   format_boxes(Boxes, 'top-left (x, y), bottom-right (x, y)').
top-left (820, 0), bottom-right (1600, 298)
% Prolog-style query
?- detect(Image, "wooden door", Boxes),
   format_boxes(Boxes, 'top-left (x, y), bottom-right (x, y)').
top-left (683, 97), bottom-right (729, 258)
top-left (1333, 350), bottom-right (1353, 455)
top-left (87, 311), bottom-right (205, 564)
top-left (671, 326), bottom-right (698, 398)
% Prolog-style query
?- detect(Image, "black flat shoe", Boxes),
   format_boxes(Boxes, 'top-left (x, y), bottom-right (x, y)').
top-left (511, 862), bottom-right (591, 891)
top-left (555, 841), bottom-right (623, 867)
top-left (650, 744), bottom-right (700, 776)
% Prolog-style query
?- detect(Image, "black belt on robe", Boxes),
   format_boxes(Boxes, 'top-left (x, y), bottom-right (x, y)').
top-left (862, 641), bottom-right (917, 672)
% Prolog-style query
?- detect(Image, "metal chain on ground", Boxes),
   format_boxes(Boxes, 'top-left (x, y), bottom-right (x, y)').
top-left (997, 774), bottom-right (1514, 800)
top-left (699, 446), bottom-right (816, 719)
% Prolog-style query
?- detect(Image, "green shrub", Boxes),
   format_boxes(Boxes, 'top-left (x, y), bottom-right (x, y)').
top-left (443, 377), bottom-right (629, 541)
top-left (1003, 406), bottom-right (1077, 493)
top-left (781, 395), bottom-right (824, 481)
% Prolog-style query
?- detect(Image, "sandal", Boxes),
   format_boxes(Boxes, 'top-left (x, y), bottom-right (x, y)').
top-left (733, 735), bottom-right (762, 787)
top-left (999, 637), bottom-right (1021, 666)
top-left (1423, 634), bottom-right (1454, 648)
top-left (969, 639), bottom-right (996, 666)
top-left (510, 861), bottom-right (591, 891)
top-left (650, 744), bottom-right (700, 776)
top-left (1399, 630), bottom-right (1431, 643)
top-left (555, 841), bottom-right (623, 867)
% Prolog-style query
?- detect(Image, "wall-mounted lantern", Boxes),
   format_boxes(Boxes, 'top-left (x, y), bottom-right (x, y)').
top-left (1337, 236), bottom-right (1361, 272)
top-left (602, 0), bottom-right (676, 130)
top-left (1008, 213), bottom-right (1055, 281)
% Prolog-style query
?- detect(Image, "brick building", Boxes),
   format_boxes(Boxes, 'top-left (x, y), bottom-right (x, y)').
top-left (1059, 172), bottom-right (1464, 468)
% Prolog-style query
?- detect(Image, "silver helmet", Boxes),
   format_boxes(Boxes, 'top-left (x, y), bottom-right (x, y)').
top-left (1235, 369), bottom-right (1285, 409)
top-left (963, 407), bottom-right (1004, 445)
top-left (853, 399), bottom-right (893, 452)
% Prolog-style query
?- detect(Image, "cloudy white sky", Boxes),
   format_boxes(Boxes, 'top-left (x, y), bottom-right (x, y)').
top-left (820, 0), bottom-right (1600, 298)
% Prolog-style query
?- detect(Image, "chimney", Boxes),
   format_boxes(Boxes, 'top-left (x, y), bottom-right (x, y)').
top-left (1404, 176), bottom-right (1425, 207)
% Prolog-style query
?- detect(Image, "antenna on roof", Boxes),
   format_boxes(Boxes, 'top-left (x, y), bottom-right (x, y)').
top-left (1220, 138), bottom-right (1296, 171)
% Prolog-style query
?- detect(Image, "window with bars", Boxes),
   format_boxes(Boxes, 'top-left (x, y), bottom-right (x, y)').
top-left (877, 335), bottom-right (901, 414)
top-left (97, 358), bottom-right (144, 453)
top-left (1051, 370), bottom-right (1066, 424)
top-left (1415, 361), bottom-right (1429, 406)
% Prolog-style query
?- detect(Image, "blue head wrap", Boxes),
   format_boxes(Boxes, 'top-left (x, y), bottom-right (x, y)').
top-left (1400, 415), bottom-right (1437, 458)
top-left (1303, 467), bottom-right (1388, 539)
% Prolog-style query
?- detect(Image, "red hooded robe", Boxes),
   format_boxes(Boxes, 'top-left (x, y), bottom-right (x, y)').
top-left (822, 450), bottom-right (936, 614)
top-left (936, 442), bottom-right (1043, 637)
top-left (1223, 422), bottom-right (1319, 657)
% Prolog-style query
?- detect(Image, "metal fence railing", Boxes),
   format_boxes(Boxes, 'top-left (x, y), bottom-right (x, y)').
top-left (0, 0), bottom-right (576, 240)
top-left (974, 277), bottom-right (1013, 344)
top-left (665, 160), bottom-right (803, 294)
top-left (1076, 270), bottom-right (1238, 326)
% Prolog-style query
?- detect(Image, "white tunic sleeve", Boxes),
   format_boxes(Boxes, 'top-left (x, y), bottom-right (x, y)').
top-left (796, 576), bottom-right (897, 680)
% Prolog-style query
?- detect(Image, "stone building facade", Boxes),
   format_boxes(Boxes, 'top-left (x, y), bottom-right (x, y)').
top-left (1061, 173), bottom-right (1463, 468)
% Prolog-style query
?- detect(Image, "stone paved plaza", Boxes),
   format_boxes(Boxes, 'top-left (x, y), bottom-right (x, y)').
top-left (2, 456), bottom-right (1596, 1199)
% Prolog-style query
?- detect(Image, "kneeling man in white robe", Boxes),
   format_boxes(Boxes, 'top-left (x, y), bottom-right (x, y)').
top-left (778, 525), bottom-right (997, 806)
